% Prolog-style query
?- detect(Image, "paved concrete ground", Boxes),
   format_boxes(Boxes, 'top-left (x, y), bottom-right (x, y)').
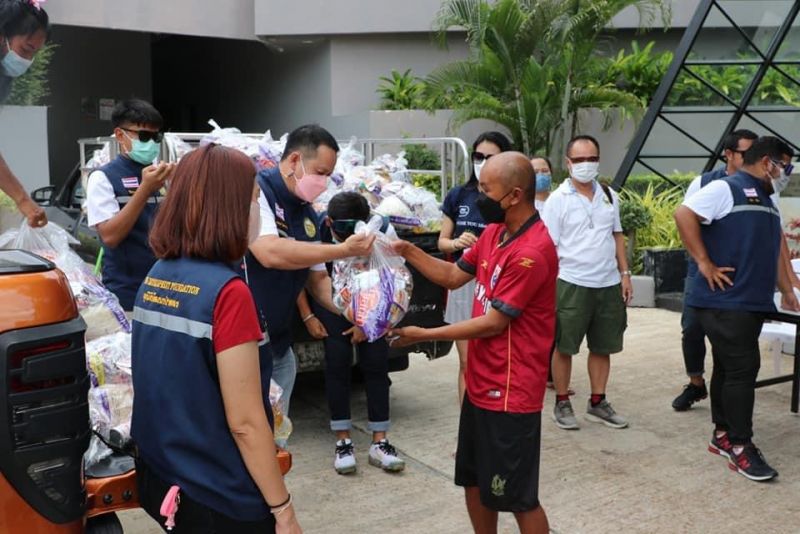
top-left (121, 308), bottom-right (800, 533)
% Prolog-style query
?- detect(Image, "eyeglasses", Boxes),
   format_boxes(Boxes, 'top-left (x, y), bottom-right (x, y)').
top-left (121, 128), bottom-right (163, 144)
top-left (331, 219), bottom-right (361, 240)
top-left (472, 151), bottom-right (497, 164)
top-left (568, 156), bottom-right (600, 164)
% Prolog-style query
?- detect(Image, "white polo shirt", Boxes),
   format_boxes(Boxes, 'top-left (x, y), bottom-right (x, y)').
top-left (257, 190), bottom-right (326, 272)
top-left (541, 179), bottom-right (622, 288)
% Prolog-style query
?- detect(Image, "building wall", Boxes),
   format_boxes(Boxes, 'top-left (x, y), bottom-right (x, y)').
top-left (0, 106), bottom-right (49, 193)
top-left (45, 26), bottom-right (153, 186)
top-left (45, 0), bottom-right (256, 40)
top-left (329, 34), bottom-right (468, 117)
top-left (254, 0), bottom-right (444, 36)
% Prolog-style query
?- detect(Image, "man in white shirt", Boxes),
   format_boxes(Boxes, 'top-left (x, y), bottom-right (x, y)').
top-left (85, 99), bottom-right (175, 312)
top-left (672, 129), bottom-right (757, 412)
top-left (542, 135), bottom-right (632, 431)
top-left (675, 136), bottom-right (799, 482)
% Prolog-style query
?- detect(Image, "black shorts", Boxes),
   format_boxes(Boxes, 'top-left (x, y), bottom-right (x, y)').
top-left (454, 396), bottom-right (542, 513)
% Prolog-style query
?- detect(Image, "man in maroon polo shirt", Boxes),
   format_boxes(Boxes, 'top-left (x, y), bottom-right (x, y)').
top-left (390, 152), bottom-right (557, 534)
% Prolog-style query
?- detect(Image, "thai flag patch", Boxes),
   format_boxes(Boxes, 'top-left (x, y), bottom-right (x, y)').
top-left (743, 188), bottom-right (758, 198)
top-left (122, 177), bottom-right (140, 189)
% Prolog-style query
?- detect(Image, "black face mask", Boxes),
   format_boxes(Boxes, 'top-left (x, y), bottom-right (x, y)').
top-left (476, 190), bottom-right (512, 224)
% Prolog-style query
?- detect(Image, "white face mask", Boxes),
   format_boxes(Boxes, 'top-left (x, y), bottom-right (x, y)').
top-left (571, 162), bottom-right (600, 184)
top-left (1, 39), bottom-right (33, 78)
top-left (773, 170), bottom-right (791, 194)
top-left (474, 161), bottom-right (486, 181)
top-left (248, 201), bottom-right (261, 246)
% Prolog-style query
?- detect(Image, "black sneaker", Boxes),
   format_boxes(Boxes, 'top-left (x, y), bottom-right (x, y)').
top-left (671, 382), bottom-right (707, 411)
top-left (728, 444), bottom-right (778, 482)
top-left (708, 431), bottom-right (733, 459)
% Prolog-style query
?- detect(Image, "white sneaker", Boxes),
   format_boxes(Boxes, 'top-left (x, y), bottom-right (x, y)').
top-left (334, 439), bottom-right (357, 475)
top-left (368, 439), bottom-right (405, 472)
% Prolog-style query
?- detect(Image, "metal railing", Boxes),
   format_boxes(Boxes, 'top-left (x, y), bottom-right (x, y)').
top-left (79, 134), bottom-right (470, 200)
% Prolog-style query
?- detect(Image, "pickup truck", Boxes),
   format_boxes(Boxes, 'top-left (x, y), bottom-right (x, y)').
top-left (0, 248), bottom-right (135, 533)
top-left (33, 166), bottom-right (454, 374)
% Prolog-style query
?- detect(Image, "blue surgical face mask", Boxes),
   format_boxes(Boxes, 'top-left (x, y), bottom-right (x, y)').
top-left (2, 39), bottom-right (33, 78)
top-left (124, 131), bottom-right (160, 165)
top-left (535, 173), bottom-right (552, 192)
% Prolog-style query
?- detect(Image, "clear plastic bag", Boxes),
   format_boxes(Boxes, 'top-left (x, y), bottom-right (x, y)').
top-left (332, 218), bottom-right (413, 341)
top-left (269, 379), bottom-right (293, 444)
top-left (0, 222), bottom-right (131, 340)
top-left (87, 332), bottom-right (132, 388)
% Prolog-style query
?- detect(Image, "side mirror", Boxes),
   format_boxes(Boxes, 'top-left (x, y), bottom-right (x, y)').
top-left (31, 185), bottom-right (55, 206)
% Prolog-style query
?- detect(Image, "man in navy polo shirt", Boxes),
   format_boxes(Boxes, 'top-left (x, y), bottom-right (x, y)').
top-left (676, 136), bottom-right (800, 482)
top-left (247, 125), bottom-right (373, 434)
top-left (86, 99), bottom-right (175, 311)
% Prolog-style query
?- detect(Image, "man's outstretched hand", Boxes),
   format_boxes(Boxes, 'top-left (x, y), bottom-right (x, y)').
top-left (387, 326), bottom-right (428, 348)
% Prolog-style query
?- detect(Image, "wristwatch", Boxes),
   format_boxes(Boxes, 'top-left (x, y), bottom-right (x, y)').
top-left (620, 270), bottom-right (632, 277)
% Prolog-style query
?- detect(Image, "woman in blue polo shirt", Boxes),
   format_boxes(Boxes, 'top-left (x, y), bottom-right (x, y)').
top-left (438, 131), bottom-right (512, 404)
top-left (131, 145), bottom-right (302, 533)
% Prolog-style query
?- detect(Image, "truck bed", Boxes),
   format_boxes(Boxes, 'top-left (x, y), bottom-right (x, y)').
top-left (292, 230), bottom-right (453, 373)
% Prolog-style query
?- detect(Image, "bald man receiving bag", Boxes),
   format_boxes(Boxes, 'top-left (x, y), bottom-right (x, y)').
top-left (389, 153), bottom-right (557, 534)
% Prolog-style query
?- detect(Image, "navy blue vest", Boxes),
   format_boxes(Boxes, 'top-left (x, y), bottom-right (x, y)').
top-left (686, 167), bottom-right (729, 284)
top-left (246, 167), bottom-right (321, 357)
top-left (686, 171), bottom-right (781, 312)
top-left (131, 258), bottom-right (272, 520)
top-left (99, 156), bottom-right (163, 311)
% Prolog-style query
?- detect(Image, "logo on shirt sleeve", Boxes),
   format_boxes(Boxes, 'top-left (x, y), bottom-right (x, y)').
top-left (481, 260), bottom-right (489, 270)
top-left (275, 205), bottom-right (285, 220)
top-left (519, 257), bottom-right (535, 268)
top-left (490, 265), bottom-right (502, 290)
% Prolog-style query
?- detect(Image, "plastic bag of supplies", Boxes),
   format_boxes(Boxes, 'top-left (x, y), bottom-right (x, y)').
top-left (332, 218), bottom-right (413, 342)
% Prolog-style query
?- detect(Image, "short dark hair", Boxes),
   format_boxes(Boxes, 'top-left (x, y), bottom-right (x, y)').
top-left (722, 129), bottom-right (758, 152)
top-left (149, 145), bottom-right (256, 262)
top-left (111, 99), bottom-right (163, 129)
top-left (281, 124), bottom-right (340, 161)
top-left (0, 0), bottom-right (49, 39)
top-left (743, 136), bottom-right (795, 165)
top-left (566, 135), bottom-right (600, 157)
top-left (531, 155), bottom-right (553, 173)
top-left (328, 192), bottom-right (370, 222)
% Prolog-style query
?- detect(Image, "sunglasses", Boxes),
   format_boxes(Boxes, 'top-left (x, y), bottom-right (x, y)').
top-left (331, 219), bottom-right (361, 240)
top-left (771, 159), bottom-right (794, 176)
top-left (122, 128), bottom-right (163, 143)
top-left (472, 151), bottom-right (497, 164)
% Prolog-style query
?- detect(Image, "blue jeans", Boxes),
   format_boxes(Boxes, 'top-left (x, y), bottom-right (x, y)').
top-left (681, 281), bottom-right (707, 377)
top-left (271, 346), bottom-right (297, 447)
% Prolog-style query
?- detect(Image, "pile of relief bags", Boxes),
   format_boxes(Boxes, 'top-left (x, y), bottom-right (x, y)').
top-left (0, 123), bottom-right (434, 467)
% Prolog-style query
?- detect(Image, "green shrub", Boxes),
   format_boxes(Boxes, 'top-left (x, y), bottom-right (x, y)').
top-left (403, 144), bottom-right (441, 171)
top-left (620, 184), bottom-right (685, 273)
top-left (377, 69), bottom-right (426, 111)
top-left (411, 173), bottom-right (444, 199)
top-left (621, 172), bottom-right (696, 194)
